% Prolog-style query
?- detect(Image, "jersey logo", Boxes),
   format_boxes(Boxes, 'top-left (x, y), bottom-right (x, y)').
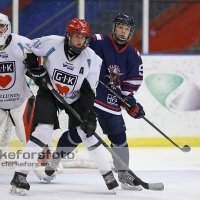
top-left (27, 39), bottom-right (42, 49)
top-left (63, 62), bottom-right (74, 71)
top-left (107, 94), bottom-right (118, 106)
top-left (0, 61), bottom-right (16, 90)
top-left (79, 67), bottom-right (84, 74)
top-left (0, 53), bottom-right (8, 58)
top-left (105, 65), bottom-right (123, 89)
top-left (53, 69), bottom-right (78, 94)
top-left (55, 83), bottom-right (70, 95)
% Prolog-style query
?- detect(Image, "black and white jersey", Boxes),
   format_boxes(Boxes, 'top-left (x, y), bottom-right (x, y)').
top-left (0, 33), bottom-right (32, 109)
top-left (25, 35), bottom-right (102, 104)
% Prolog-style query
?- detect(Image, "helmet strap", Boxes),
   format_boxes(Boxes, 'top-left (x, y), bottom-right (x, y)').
top-left (0, 34), bottom-right (12, 50)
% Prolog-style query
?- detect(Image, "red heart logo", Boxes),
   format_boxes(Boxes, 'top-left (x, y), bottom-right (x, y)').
top-left (0, 75), bottom-right (12, 88)
top-left (56, 83), bottom-right (70, 95)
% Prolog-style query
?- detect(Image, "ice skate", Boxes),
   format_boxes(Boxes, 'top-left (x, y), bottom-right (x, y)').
top-left (45, 154), bottom-right (62, 176)
top-left (33, 165), bottom-right (57, 183)
top-left (10, 172), bottom-right (30, 196)
top-left (118, 170), bottom-right (142, 191)
top-left (102, 171), bottom-right (119, 193)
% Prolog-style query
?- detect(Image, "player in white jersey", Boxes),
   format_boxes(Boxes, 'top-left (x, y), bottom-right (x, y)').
top-left (0, 13), bottom-right (35, 160)
top-left (10, 18), bottom-right (118, 196)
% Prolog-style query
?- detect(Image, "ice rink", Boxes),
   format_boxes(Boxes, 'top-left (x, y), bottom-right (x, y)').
top-left (0, 147), bottom-right (200, 200)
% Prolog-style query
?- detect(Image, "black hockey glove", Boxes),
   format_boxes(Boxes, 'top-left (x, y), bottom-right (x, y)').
top-left (28, 65), bottom-right (50, 89)
top-left (80, 111), bottom-right (97, 138)
top-left (23, 53), bottom-right (38, 69)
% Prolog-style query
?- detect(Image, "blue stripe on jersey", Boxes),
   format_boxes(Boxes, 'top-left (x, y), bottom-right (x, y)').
top-left (17, 42), bottom-right (24, 52)
top-left (46, 47), bottom-right (55, 57)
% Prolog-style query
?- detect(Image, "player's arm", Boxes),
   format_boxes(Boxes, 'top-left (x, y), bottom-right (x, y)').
top-left (23, 38), bottom-right (50, 88)
top-left (79, 54), bottom-right (102, 137)
top-left (121, 48), bottom-right (145, 119)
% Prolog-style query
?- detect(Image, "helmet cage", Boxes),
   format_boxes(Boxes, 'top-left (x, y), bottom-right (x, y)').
top-left (66, 33), bottom-right (90, 54)
top-left (112, 13), bottom-right (135, 44)
top-left (0, 13), bottom-right (11, 46)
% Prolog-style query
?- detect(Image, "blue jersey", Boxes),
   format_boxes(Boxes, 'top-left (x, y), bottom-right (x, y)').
top-left (90, 34), bottom-right (143, 115)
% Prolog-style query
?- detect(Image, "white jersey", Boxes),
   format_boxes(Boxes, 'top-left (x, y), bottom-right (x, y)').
top-left (25, 35), bottom-right (102, 104)
top-left (0, 34), bottom-right (32, 109)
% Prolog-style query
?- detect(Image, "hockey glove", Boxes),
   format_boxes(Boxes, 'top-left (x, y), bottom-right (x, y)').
top-left (121, 96), bottom-right (145, 119)
top-left (28, 66), bottom-right (50, 90)
top-left (23, 53), bottom-right (38, 68)
top-left (80, 111), bottom-right (97, 138)
top-left (127, 103), bottom-right (145, 119)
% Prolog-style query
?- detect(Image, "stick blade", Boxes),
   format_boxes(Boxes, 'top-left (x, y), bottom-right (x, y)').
top-left (148, 183), bottom-right (164, 191)
top-left (182, 145), bottom-right (191, 152)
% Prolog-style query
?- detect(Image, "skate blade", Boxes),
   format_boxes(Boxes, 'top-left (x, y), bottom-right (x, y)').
top-left (121, 183), bottom-right (142, 191)
top-left (43, 175), bottom-right (56, 183)
top-left (111, 188), bottom-right (117, 194)
top-left (9, 186), bottom-right (27, 196)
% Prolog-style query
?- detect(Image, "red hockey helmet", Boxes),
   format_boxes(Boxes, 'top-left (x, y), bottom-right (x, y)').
top-left (66, 18), bottom-right (90, 35)
top-left (65, 18), bottom-right (90, 53)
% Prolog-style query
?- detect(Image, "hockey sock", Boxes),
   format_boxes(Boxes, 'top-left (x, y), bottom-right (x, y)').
top-left (108, 133), bottom-right (129, 171)
top-left (56, 129), bottom-right (81, 158)
top-left (15, 140), bottom-right (43, 174)
top-left (15, 124), bottom-right (53, 174)
top-left (76, 126), bottom-right (111, 175)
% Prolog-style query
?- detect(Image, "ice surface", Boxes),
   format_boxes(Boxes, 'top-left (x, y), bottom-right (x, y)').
top-left (0, 148), bottom-right (200, 200)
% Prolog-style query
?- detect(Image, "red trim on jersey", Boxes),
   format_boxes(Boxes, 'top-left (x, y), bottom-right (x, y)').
top-left (92, 34), bottom-right (104, 40)
top-left (109, 34), bottom-right (129, 53)
top-left (91, 35), bottom-right (96, 41)
top-left (100, 34), bottom-right (104, 40)
top-left (95, 99), bottom-right (121, 111)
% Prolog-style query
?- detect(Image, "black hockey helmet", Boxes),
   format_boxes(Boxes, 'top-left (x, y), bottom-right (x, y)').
top-left (112, 13), bottom-right (135, 44)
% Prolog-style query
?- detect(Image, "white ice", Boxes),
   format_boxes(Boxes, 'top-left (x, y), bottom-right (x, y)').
top-left (0, 147), bottom-right (200, 200)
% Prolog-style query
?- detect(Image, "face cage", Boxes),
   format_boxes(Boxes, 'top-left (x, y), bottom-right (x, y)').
top-left (0, 24), bottom-right (10, 46)
top-left (112, 23), bottom-right (134, 44)
top-left (0, 24), bottom-right (8, 34)
top-left (67, 34), bottom-right (90, 53)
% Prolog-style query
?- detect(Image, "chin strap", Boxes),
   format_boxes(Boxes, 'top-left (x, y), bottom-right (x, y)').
top-left (0, 34), bottom-right (12, 50)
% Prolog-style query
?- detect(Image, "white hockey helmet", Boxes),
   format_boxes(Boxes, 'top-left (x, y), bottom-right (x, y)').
top-left (0, 13), bottom-right (11, 46)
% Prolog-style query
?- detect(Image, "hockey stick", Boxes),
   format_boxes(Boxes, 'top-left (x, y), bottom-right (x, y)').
top-left (46, 82), bottom-right (164, 191)
top-left (100, 80), bottom-right (191, 153)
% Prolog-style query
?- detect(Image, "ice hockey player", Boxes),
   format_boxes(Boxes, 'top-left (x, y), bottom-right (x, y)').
top-left (45, 12), bottom-right (145, 191)
top-left (0, 13), bottom-right (34, 167)
top-left (0, 13), bottom-right (59, 184)
top-left (10, 18), bottom-right (119, 196)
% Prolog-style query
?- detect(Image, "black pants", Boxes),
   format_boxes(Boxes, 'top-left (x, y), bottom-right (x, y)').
top-left (32, 87), bottom-right (82, 131)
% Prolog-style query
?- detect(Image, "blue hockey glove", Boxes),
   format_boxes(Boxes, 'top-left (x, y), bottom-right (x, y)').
top-left (121, 96), bottom-right (145, 119)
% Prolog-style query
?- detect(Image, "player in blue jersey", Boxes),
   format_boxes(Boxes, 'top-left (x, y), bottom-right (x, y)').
top-left (45, 13), bottom-right (145, 191)
top-left (89, 12), bottom-right (145, 190)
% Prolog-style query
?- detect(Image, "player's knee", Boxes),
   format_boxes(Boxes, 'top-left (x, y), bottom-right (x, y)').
top-left (108, 132), bottom-right (127, 146)
top-left (57, 130), bottom-right (81, 148)
top-left (31, 124), bottom-right (54, 146)
top-left (76, 127), bottom-right (98, 147)
top-left (69, 129), bottom-right (82, 144)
